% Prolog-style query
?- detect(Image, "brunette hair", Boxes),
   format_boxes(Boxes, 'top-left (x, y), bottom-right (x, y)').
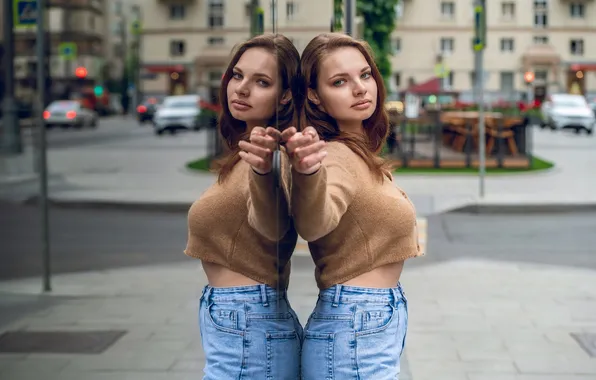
top-left (299, 33), bottom-right (391, 180)
top-left (213, 33), bottom-right (300, 183)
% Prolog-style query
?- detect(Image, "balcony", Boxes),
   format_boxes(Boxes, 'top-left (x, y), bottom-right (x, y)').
top-left (49, 0), bottom-right (104, 14)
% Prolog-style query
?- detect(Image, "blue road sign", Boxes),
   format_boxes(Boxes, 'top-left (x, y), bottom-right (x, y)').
top-left (14, 0), bottom-right (38, 28)
top-left (473, 3), bottom-right (486, 51)
top-left (59, 42), bottom-right (77, 60)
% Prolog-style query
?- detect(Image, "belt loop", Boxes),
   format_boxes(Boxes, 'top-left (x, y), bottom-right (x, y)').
top-left (390, 288), bottom-right (399, 307)
top-left (203, 286), bottom-right (213, 303)
top-left (260, 284), bottom-right (269, 307)
top-left (332, 285), bottom-right (342, 307)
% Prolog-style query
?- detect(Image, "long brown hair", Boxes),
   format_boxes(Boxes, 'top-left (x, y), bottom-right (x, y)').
top-left (298, 33), bottom-right (391, 181)
top-left (214, 33), bottom-right (300, 183)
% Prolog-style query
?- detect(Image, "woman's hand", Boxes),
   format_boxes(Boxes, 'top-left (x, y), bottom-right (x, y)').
top-left (281, 126), bottom-right (327, 175)
top-left (239, 127), bottom-right (281, 174)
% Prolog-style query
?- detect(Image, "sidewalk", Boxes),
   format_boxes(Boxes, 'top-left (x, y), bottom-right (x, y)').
top-left (16, 126), bottom-right (595, 215)
top-left (0, 258), bottom-right (595, 379)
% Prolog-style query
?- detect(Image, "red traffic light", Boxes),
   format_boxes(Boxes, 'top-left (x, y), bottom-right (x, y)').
top-left (75, 67), bottom-right (88, 78)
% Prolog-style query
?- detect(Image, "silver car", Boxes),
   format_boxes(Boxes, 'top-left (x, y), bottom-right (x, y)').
top-left (541, 94), bottom-right (595, 135)
top-left (152, 95), bottom-right (201, 135)
top-left (43, 100), bottom-right (99, 129)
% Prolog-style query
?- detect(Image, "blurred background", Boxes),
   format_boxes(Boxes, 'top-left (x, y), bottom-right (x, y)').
top-left (0, 0), bottom-right (595, 379)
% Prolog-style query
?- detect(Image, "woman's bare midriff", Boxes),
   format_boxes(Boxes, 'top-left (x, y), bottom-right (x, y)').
top-left (202, 262), bottom-right (261, 287)
top-left (342, 261), bottom-right (404, 288)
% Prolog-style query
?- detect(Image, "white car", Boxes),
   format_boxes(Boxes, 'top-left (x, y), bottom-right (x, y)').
top-left (43, 100), bottom-right (99, 129)
top-left (152, 95), bottom-right (201, 135)
top-left (541, 94), bottom-right (595, 135)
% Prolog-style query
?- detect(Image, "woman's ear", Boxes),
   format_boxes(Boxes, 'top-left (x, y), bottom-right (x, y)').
top-left (280, 89), bottom-right (292, 105)
top-left (307, 88), bottom-right (321, 105)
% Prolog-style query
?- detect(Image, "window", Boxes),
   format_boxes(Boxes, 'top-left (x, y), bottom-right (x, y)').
top-left (535, 70), bottom-right (548, 81)
top-left (208, 37), bottom-right (225, 45)
top-left (444, 71), bottom-right (454, 89)
top-left (501, 2), bottom-right (515, 18)
top-left (395, 2), bottom-right (404, 18)
top-left (441, 1), bottom-right (455, 19)
top-left (170, 5), bottom-right (186, 20)
top-left (209, 0), bottom-right (224, 28)
top-left (394, 72), bottom-right (401, 88)
top-left (89, 15), bottom-right (95, 30)
top-left (570, 3), bottom-right (584, 18)
top-left (500, 72), bottom-right (515, 93)
top-left (170, 40), bottom-right (186, 56)
top-left (440, 38), bottom-right (454, 54)
top-left (533, 35), bottom-right (549, 44)
top-left (500, 38), bottom-right (515, 52)
top-left (209, 71), bottom-right (223, 82)
top-left (286, 1), bottom-right (297, 20)
top-left (393, 38), bottom-right (401, 54)
top-left (533, 0), bottom-right (548, 28)
top-left (570, 39), bottom-right (584, 56)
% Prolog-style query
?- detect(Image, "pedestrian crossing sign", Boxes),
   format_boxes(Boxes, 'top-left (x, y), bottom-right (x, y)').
top-left (14, 0), bottom-right (37, 28)
top-left (59, 42), bottom-right (77, 60)
top-left (131, 20), bottom-right (142, 35)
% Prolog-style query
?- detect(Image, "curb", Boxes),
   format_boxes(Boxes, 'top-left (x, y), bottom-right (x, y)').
top-left (23, 197), bottom-right (193, 213)
top-left (22, 196), bottom-right (596, 215)
top-left (450, 203), bottom-right (596, 214)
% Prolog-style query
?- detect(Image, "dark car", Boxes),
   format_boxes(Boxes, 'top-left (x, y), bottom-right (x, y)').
top-left (136, 97), bottom-right (161, 124)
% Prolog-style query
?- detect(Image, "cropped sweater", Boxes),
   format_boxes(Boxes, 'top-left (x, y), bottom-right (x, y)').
top-left (184, 153), bottom-right (297, 289)
top-left (291, 141), bottom-right (422, 289)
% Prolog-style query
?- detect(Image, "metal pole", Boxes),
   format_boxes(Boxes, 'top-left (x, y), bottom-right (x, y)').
top-left (133, 6), bottom-right (142, 108)
top-left (2, 0), bottom-right (23, 154)
top-left (345, 0), bottom-right (354, 36)
top-left (35, 0), bottom-right (51, 292)
top-left (474, 0), bottom-right (486, 198)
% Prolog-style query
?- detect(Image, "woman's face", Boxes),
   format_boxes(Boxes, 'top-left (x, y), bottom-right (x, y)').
top-left (312, 46), bottom-right (377, 131)
top-left (227, 47), bottom-right (280, 127)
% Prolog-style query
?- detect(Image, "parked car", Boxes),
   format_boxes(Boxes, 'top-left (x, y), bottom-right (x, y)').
top-left (43, 100), bottom-right (99, 129)
top-left (136, 97), bottom-right (161, 124)
top-left (152, 95), bottom-right (201, 135)
top-left (540, 94), bottom-right (595, 135)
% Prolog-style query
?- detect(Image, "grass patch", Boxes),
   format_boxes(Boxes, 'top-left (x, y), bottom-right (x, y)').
top-left (187, 156), bottom-right (554, 175)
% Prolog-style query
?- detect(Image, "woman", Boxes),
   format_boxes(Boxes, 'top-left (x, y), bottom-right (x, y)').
top-left (184, 33), bottom-right (302, 380)
top-left (282, 33), bottom-right (422, 379)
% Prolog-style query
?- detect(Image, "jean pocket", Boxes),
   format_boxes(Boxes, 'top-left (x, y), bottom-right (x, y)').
top-left (302, 331), bottom-right (335, 380)
top-left (205, 303), bottom-right (245, 336)
top-left (357, 304), bottom-right (396, 336)
top-left (266, 330), bottom-right (300, 380)
top-left (355, 303), bottom-right (407, 380)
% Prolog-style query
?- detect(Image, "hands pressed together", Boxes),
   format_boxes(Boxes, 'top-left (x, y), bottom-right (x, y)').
top-left (239, 126), bottom-right (327, 175)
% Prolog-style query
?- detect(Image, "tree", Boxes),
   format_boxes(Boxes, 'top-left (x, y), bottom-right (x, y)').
top-left (357, 0), bottom-right (399, 86)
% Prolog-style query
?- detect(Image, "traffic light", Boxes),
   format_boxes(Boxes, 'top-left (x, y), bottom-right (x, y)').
top-left (75, 67), bottom-right (88, 79)
top-left (524, 71), bottom-right (535, 84)
top-left (94, 85), bottom-right (104, 96)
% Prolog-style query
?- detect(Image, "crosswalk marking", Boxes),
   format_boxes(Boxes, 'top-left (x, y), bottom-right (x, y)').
top-left (293, 217), bottom-right (428, 257)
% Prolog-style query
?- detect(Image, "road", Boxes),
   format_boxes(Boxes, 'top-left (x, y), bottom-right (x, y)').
top-left (2, 199), bottom-right (595, 281)
top-left (22, 115), bottom-right (149, 149)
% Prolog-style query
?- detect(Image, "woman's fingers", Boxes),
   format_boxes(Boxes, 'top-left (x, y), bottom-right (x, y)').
top-left (293, 140), bottom-right (326, 160)
top-left (238, 151), bottom-right (271, 174)
top-left (238, 140), bottom-right (271, 158)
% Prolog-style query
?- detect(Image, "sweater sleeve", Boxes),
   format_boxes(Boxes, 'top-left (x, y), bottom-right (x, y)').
top-left (246, 150), bottom-right (292, 242)
top-left (291, 144), bottom-right (358, 242)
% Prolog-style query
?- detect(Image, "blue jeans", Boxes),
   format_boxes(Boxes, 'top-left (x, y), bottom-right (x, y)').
top-left (199, 284), bottom-right (303, 380)
top-left (301, 284), bottom-right (408, 380)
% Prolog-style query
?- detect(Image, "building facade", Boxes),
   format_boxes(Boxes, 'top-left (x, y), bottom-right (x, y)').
top-left (12, 0), bottom-right (108, 100)
top-left (390, 0), bottom-right (596, 101)
top-left (138, 0), bottom-right (333, 100)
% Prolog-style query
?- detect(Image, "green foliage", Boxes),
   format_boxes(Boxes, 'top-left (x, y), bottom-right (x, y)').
top-left (333, 0), bottom-right (344, 31)
top-left (357, 0), bottom-right (399, 86)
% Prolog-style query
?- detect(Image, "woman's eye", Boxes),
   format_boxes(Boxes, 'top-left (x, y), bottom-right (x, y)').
top-left (257, 79), bottom-right (270, 87)
top-left (232, 73), bottom-right (242, 80)
top-left (361, 72), bottom-right (372, 79)
top-left (333, 79), bottom-right (346, 87)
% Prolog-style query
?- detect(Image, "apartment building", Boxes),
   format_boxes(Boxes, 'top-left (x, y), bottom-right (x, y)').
top-left (12, 0), bottom-right (109, 99)
top-left (139, 0), bottom-right (332, 99)
top-left (104, 0), bottom-right (142, 82)
top-left (390, 0), bottom-right (596, 101)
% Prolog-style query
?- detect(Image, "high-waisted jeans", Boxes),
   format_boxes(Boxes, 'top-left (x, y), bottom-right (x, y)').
top-left (199, 284), bottom-right (303, 380)
top-left (301, 283), bottom-right (408, 380)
